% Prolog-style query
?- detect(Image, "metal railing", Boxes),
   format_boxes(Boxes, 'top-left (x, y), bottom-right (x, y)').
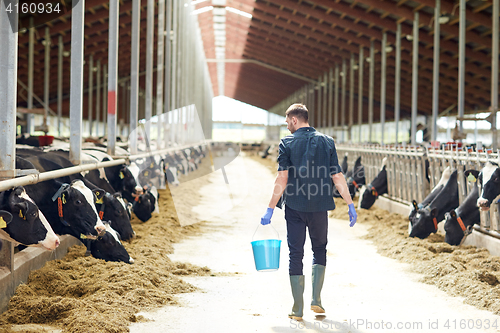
top-left (336, 144), bottom-right (500, 235)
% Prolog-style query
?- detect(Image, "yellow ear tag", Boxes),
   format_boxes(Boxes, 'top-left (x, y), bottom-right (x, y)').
top-left (62, 194), bottom-right (66, 204)
top-left (19, 210), bottom-right (25, 220)
top-left (150, 163), bottom-right (154, 168)
top-left (467, 173), bottom-right (476, 183)
top-left (144, 171), bottom-right (149, 177)
top-left (0, 217), bottom-right (7, 228)
top-left (96, 197), bottom-right (104, 204)
top-left (119, 172), bottom-right (124, 179)
top-left (80, 234), bottom-right (87, 239)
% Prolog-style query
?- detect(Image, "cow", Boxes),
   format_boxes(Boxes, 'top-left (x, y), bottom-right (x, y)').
top-left (340, 153), bottom-right (348, 174)
top-left (162, 154), bottom-right (181, 186)
top-left (409, 166), bottom-right (453, 225)
top-left (89, 223), bottom-right (134, 264)
top-left (470, 162), bottom-right (500, 210)
top-left (0, 186), bottom-right (60, 250)
top-left (409, 169), bottom-right (459, 239)
top-left (345, 156), bottom-right (365, 199)
top-left (359, 157), bottom-right (388, 209)
top-left (444, 181), bottom-right (479, 246)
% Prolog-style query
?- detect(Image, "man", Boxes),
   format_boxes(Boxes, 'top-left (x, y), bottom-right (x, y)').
top-left (261, 103), bottom-right (357, 321)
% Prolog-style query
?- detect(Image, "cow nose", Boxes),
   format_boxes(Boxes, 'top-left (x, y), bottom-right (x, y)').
top-left (95, 225), bottom-right (106, 234)
top-left (55, 238), bottom-right (60, 248)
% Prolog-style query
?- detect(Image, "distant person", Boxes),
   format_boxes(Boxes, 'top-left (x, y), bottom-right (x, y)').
top-left (260, 103), bottom-right (357, 321)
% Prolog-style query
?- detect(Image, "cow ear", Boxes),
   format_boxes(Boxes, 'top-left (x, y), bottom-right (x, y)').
top-left (13, 201), bottom-right (28, 220)
top-left (0, 211), bottom-right (12, 228)
top-left (412, 200), bottom-right (418, 210)
top-left (465, 170), bottom-right (479, 182)
top-left (113, 192), bottom-right (122, 199)
top-left (93, 189), bottom-right (105, 204)
top-left (430, 208), bottom-right (438, 217)
top-left (450, 210), bottom-right (457, 218)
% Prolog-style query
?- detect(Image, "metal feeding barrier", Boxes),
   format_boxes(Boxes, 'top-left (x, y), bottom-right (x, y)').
top-left (336, 144), bottom-right (500, 238)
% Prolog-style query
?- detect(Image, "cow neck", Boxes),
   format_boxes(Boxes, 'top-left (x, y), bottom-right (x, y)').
top-left (348, 177), bottom-right (359, 189)
top-left (96, 194), bottom-right (110, 221)
top-left (423, 206), bottom-right (438, 232)
top-left (454, 211), bottom-right (473, 246)
top-left (455, 211), bottom-right (467, 232)
top-left (368, 184), bottom-right (378, 197)
top-left (51, 183), bottom-right (71, 227)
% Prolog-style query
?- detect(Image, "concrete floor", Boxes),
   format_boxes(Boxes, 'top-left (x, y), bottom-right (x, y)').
top-left (130, 155), bottom-right (500, 333)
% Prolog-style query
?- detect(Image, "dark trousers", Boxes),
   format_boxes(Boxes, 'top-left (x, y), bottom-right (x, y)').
top-left (285, 205), bottom-right (328, 276)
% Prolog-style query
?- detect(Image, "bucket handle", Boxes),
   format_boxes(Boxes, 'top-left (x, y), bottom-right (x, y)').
top-left (252, 223), bottom-right (280, 241)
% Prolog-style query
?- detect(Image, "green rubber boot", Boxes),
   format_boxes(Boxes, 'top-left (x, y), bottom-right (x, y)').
top-left (288, 275), bottom-right (305, 321)
top-left (311, 264), bottom-right (326, 313)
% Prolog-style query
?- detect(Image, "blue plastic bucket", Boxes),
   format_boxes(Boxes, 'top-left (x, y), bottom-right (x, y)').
top-left (251, 239), bottom-right (281, 272)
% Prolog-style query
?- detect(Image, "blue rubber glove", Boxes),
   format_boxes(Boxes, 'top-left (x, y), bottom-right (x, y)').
top-left (261, 207), bottom-right (274, 225)
top-left (348, 203), bottom-right (357, 227)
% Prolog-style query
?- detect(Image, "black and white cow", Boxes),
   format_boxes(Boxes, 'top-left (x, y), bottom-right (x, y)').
top-left (359, 158), bottom-right (388, 209)
top-left (162, 154), bottom-right (181, 186)
top-left (409, 169), bottom-right (459, 239)
top-left (471, 162), bottom-right (500, 210)
top-left (340, 153), bottom-right (348, 174)
top-left (409, 166), bottom-right (453, 225)
top-left (128, 161), bottom-right (159, 222)
top-left (444, 181), bottom-right (480, 246)
top-left (89, 223), bottom-right (134, 264)
top-left (0, 186), bottom-right (60, 250)
top-left (345, 156), bottom-right (365, 199)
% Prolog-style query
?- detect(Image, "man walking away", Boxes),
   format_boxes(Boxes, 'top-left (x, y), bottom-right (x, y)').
top-left (260, 103), bottom-right (357, 321)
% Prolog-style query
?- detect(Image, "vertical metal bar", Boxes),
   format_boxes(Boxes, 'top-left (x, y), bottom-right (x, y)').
top-left (164, 0), bottom-right (172, 144)
top-left (130, 0), bottom-right (140, 155)
top-left (349, 53), bottom-right (354, 141)
top-left (317, 76), bottom-right (322, 129)
top-left (323, 72), bottom-right (327, 131)
top-left (334, 64), bottom-right (339, 134)
top-left (369, 41), bottom-right (374, 142)
top-left (107, 0), bottom-right (119, 155)
top-left (145, 0), bottom-right (154, 142)
top-left (88, 54), bottom-right (93, 136)
top-left (458, 0), bottom-right (465, 135)
top-left (27, 17), bottom-right (34, 134)
top-left (171, 0), bottom-right (178, 114)
top-left (411, 12), bottom-right (419, 146)
top-left (432, 0), bottom-right (440, 142)
top-left (157, 0), bottom-right (165, 148)
top-left (491, 0), bottom-right (499, 150)
top-left (395, 23), bottom-right (401, 144)
top-left (341, 58), bottom-right (346, 142)
top-left (0, 0), bottom-right (17, 180)
top-left (95, 60), bottom-right (101, 137)
top-left (44, 27), bottom-right (50, 133)
top-left (69, 0), bottom-right (85, 165)
top-left (358, 46), bottom-right (364, 143)
top-left (103, 64), bottom-right (107, 136)
top-left (381, 32), bottom-right (387, 145)
top-left (57, 35), bottom-right (63, 136)
top-left (328, 68), bottom-right (333, 135)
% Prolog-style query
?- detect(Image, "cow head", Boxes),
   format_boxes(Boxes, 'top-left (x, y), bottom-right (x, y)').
top-left (119, 166), bottom-right (137, 195)
top-left (359, 184), bottom-right (379, 209)
top-left (409, 206), bottom-right (438, 239)
top-left (469, 163), bottom-right (500, 210)
top-left (55, 180), bottom-right (106, 238)
top-left (444, 210), bottom-right (473, 246)
top-left (1, 187), bottom-right (60, 250)
top-left (98, 192), bottom-right (135, 241)
top-left (132, 186), bottom-right (158, 222)
top-left (90, 223), bottom-right (134, 264)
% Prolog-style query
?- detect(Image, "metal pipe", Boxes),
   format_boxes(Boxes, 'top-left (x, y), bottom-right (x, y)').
top-left (458, 0), bottom-right (465, 134)
top-left (358, 46), bottom-right (364, 143)
top-left (369, 40), bottom-right (374, 142)
top-left (44, 27), bottom-right (50, 133)
top-left (381, 32), bottom-right (387, 145)
top-left (411, 11), bottom-right (419, 146)
top-left (395, 23), bottom-right (401, 144)
top-left (341, 58), bottom-right (347, 142)
top-left (130, 0), bottom-right (140, 155)
top-left (164, 0), bottom-right (172, 144)
top-left (145, 0), bottom-right (154, 142)
top-left (107, 0), bottom-right (119, 156)
top-left (88, 54), bottom-right (93, 136)
top-left (0, 0), bottom-right (18, 180)
top-left (491, 0), bottom-right (499, 150)
top-left (323, 72), bottom-right (327, 131)
top-left (95, 60), bottom-right (101, 137)
top-left (57, 36), bottom-right (63, 137)
top-left (170, 0), bottom-right (178, 114)
top-left (317, 75), bottom-right (322, 129)
top-left (27, 17), bottom-right (34, 135)
top-left (157, 0), bottom-right (165, 149)
top-left (69, 0), bottom-right (85, 165)
top-left (334, 64), bottom-right (339, 132)
top-left (328, 67), bottom-right (333, 135)
top-left (432, 0), bottom-right (440, 142)
top-left (349, 53), bottom-right (354, 141)
top-left (103, 64), bottom-right (107, 135)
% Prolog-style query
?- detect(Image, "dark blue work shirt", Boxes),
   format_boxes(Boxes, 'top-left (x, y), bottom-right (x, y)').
top-left (277, 127), bottom-right (342, 212)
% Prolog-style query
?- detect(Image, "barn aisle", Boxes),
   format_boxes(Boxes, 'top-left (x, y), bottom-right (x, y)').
top-left (130, 154), bottom-right (500, 333)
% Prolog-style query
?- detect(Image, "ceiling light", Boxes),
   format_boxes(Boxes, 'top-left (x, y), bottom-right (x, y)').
top-left (191, 0), bottom-right (208, 5)
top-left (406, 34), bottom-right (413, 41)
top-left (340, 72), bottom-right (344, 77)
top-left (213, 7), bottom-right (226, 15)
top-left (353, 65), bottom-right (359, 70)
top-left (225, 6), bottom-right (252, 18)
top-left (63, 51), bottom-right (70, 57)
top-left (438, 15), bottom-right (450, 24)
top-left (366, 57), bottom-right (371, 63)
top-left (385, 46), bottom-right (393, 53)
top-left (191, 6), bottom-right (213, 15)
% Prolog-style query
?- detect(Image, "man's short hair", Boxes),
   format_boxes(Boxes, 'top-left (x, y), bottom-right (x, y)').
top-left (285, 103), bottom-right (309, 122)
